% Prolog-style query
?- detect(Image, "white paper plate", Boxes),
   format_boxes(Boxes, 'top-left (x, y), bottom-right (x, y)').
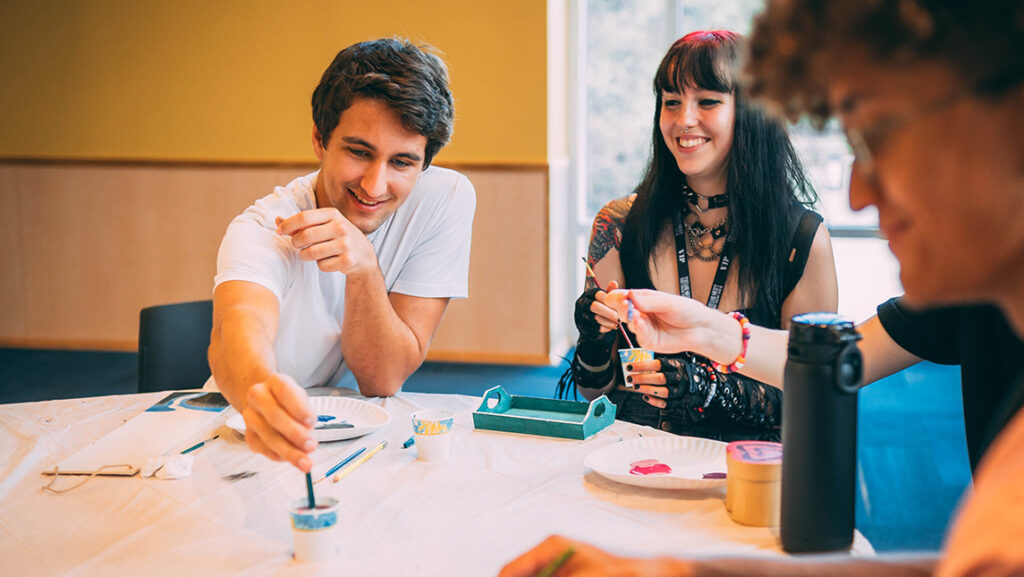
top-left (226, 397), bottom-right (391, 442)
top-left (584, 436), bottom-right (728, 489)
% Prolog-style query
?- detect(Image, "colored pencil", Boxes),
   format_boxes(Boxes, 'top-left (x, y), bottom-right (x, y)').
top-left (402, 436), bottom-right (416, 449)
top-left (580, 257), bottom-right (635, 348)
top-left (180, 434), bottom-right (219, 455)
top-left (332, 440), bottom-right (388, 483)
top-left (314, 446), bottom-right (367, 484)
top-left (535, 547), bottom-right (575, 577)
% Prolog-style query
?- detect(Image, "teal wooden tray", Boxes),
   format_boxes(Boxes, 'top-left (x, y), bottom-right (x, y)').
top-left (472, 386), bottom-right (616, 440)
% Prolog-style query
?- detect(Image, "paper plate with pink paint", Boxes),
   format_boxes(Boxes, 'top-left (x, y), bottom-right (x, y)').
top-left (584, 436), bottom-right (728, 489)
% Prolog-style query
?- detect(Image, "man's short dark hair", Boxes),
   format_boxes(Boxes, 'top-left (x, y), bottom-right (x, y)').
top-left (746, 0), bottom-right (1024, 125)
top-left (311, 38), bottom-right (454, 168)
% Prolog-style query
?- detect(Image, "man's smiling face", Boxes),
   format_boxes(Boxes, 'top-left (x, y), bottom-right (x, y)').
top-left (832, 53), bottom-right (1024, 308)
top-left (312, 97), bottom-right (428, 234)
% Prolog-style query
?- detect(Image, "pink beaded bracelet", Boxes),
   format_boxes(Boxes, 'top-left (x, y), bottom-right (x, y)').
top-left (711, 311), bottom-right (750, 374)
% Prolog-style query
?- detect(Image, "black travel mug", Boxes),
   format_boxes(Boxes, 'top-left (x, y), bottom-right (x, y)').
top-left (780, 312), bottom-right (863, 553)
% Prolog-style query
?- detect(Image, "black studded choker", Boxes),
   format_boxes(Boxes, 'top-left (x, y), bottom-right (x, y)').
top-left (683, 182), bottom-right (729, 213)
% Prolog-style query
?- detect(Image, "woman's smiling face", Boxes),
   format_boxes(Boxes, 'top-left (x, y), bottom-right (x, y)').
top-left (658, 86), bottom-right (735, 193)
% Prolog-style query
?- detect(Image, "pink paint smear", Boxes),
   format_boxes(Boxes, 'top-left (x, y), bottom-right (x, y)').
top-left (629, 459), bottom-right (672, 476)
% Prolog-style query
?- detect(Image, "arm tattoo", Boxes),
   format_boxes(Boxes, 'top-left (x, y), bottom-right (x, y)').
top-left (587, 197), bottom-right (632, 267)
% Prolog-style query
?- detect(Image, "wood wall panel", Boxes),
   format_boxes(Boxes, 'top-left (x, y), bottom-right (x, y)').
top-left (430, 168), bottom-right (549, 364)
top-left (0, 169), bottom-right (26, 336)
top-left (0, 162), bottom-right (552, 364)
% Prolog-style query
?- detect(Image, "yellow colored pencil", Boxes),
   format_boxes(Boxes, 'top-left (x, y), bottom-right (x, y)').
top-left (332, 440), bottom-right (387, 483)
top-left (535, 547), bottom-right (575, 577)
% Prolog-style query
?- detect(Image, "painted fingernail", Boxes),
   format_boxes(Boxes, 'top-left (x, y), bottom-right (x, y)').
top-left (626, 364), bottom-right (634, 371)
top-left (299, 457), bottom-right (312, 471)
top-left (303, 438), bottom-right (317, 452)
top-left (626, 375), bottom-right (633, 383)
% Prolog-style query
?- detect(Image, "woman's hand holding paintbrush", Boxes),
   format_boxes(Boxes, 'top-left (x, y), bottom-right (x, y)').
top-left (580, 259), bottom-right (635, 348)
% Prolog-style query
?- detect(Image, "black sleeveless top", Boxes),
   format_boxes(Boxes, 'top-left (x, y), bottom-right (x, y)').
top-left (607, 202), bottom-right (823, 440)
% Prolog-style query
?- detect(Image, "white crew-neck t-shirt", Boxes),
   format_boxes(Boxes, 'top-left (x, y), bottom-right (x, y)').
top-left (213, 166), bottom-right (475, 389)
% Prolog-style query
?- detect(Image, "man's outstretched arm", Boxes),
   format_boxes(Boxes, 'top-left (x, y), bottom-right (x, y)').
top-left (208, 280), bottom-right (316, 471)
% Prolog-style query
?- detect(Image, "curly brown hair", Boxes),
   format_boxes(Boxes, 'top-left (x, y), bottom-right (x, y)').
top-left (746, 0), bottom-right (1024, 126)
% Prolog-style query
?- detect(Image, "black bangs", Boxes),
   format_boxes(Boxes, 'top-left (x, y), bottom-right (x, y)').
top-left (654, 31), bottom-right (742, 95)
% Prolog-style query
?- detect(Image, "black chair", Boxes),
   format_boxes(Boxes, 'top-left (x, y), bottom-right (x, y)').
top-left (138, 300), bottom-right (214, 393)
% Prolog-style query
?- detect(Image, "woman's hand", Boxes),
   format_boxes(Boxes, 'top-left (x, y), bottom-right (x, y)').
top-left (623, 358), bottom-right (671, 408)
top-left (575, 281), bottom-right (622, 340)
top-left (624, 357), bottom-right (708, 410)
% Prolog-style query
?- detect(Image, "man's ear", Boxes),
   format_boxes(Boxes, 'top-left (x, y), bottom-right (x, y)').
top-left (312, 125), bottom-right (325, 163)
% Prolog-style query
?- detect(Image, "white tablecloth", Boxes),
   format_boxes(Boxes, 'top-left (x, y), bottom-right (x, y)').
top-left (0, 388), bottom-right (872, 576)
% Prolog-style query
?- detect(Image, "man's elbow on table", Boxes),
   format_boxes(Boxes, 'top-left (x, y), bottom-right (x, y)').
top-left (352, 358), bottom-right (424, 398)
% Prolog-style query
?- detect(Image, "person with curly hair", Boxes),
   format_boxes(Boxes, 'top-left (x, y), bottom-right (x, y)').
top-left (505, 0), bottom-right (1023, 574)
top-left (561, 30), bottom-right (838, 442)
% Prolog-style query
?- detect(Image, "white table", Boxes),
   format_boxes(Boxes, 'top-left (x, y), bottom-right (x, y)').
top-left (0, 388), bottom-right (872, 576)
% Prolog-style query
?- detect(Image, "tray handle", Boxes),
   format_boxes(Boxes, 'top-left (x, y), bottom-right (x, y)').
top-left (582, 394), bottom-right (616, 433)
top-left (477, 386), bottom-right (513, 414)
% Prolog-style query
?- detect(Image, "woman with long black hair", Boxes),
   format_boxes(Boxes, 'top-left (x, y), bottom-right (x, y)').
top-left (561, 30), bottom-right (837, 441)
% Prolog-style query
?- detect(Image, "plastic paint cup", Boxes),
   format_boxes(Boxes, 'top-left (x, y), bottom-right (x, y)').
top-left (288, 496), bottom-right (340, 562)
top-left (411, 409), bottom-right (454, 462)
top-left (618, 348), bottom-right (654, 388)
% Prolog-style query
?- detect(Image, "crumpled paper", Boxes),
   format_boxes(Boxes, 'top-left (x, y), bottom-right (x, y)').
top-left (141, 455), bottom-right (195, 479)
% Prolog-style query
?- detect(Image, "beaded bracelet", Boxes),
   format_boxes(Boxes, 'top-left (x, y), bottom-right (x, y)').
top-left (711, 311), bottom-right (750, 374)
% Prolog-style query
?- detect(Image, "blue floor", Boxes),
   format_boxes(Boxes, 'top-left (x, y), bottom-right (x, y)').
top-left (0, 348), bottom-right (968, 552)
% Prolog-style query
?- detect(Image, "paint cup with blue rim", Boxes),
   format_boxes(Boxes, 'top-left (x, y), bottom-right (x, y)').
top-left (411, 409), bottom-right (454, 461)
top-left (288, 496), bottom-right (340, 562)
top-left (619, 348), bottom-right (654, 388)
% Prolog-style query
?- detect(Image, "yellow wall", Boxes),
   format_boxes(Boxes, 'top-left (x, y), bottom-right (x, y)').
top-left (0, 0), bottom-right (547, 165)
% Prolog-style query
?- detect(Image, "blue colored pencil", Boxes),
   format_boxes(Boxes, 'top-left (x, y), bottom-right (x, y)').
top-left (316, 446), bottom-right (367, 484)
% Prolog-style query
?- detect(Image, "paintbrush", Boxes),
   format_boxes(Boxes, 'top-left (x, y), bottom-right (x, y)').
top-left (581, 257), bottom-right (635, 348)
top-left (305, 472), bottom-right (316, 509)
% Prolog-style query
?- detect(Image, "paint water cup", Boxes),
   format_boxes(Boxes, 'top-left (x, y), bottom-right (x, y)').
top-left (288, 496), bottom-right (340, 563)
top-left (411, 409), bottom-right (454, 462)
top-left (619, 348), bottom-right (654, 388)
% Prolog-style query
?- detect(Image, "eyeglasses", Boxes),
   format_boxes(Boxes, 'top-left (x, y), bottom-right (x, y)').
top-left (843, 90), bottom-right (972, 181)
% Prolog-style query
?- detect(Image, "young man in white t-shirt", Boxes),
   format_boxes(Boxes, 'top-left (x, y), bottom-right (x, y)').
top-left (208, 39), bottom-right (475, 473)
